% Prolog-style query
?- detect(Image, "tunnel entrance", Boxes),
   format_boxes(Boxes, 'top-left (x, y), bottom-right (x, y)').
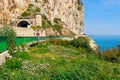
top-left (17, 20), bottom-right (30, 28)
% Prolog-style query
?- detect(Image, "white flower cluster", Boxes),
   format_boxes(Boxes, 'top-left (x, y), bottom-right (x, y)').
top-left (22, 60), bottom-right (50, 75)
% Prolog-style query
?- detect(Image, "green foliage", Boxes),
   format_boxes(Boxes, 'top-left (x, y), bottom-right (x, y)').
top-left (4, 58), bottom-right (22, 69)
top-left (31, 26), bottom-right (42, 30)
top-left (42, 18), bottom-right (47, 28)
top-left (78, 0), bottom-right (83, 6)
top-left (35, 0), bottom-right (38, 2)
top-left (49, 39), bottom-right (70, 46)
top-left (21, 4), bottom-right (41, 17)
top-left (0, 68), bottom-right (36, 80)
top-left (29, 4), bottom-right (34, 8)
top-left (29, 42), bottom-right (50, 54)
top-left (54, 18), bottom-right (61, 24)
top-left (52, 24), bottom-right (63, 32)
top-left (1, 38), bottom-right (120, 79)
top-left (101, 45), bottom-right (120, 62)
top-left (14, 51), bottom-right (31, 60)
top-left (70, 37), bottom-right (93, 52)
top-left (0, 26), bottom-right (16, 53)
top-left (50, 61), bottom-right (98, 80)
top-left (21, 11), bottom-right (31, 17)
top-left (52, 18), bottom-right (63, 32)
top-left (77, 0), bottom-right (83, 11)
top-left (43, 0), bottom-right (48, 3)
top-left (41, 15), bottom-right (63, 33)
top-left (47, 21), bottom-right (52, 26)
top-left (42, 14), bottom-right (47, 20)
top-left (49, 37), bottom-right (93, 53)
top-left (34, 7), bottom-right (40, 13)
top-left (42, 15), bottom-right (51, 29)
top-left (77, 6), bottom-right (82, 11)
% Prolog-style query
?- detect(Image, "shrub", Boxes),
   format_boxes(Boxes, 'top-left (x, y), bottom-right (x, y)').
top-left (50, 61), bottom-right (98, 80)
top-left (49, 39), bottom-right (69, 46)
top-left (14, 51), bottom-right (31, 60)
top-left (49, 37), bottom-right (93, 53)
top-left (113, 66), bottom-right (120, 75)
top-left (78, 0), bottom-right (83, 6)
top-left (34, 7), bottom-right (40, 13)
top-left (70, 37), bottom-right (93, 52)
top-left (21, 4), bottom-right (41, 17)
top-left (42, 15), bottom-right (52, 29)
top-left (38, 47), bottom-right (50, 54)
top-left (52, 24), bottom-right (63, 32)
top-left (54, 18), bottom-right (61, 23)
top-left (31, 26), bottom-right (41, 31)
top-left (49, 39), bottom-right (59, 45)
top-left (42, 18), bottom-right (47, 28)
top-left (21, 11), bottom-right (31, 17)
top-left (43, 0), bottom-right (48, 3)
top-left (0, 68), bottom-right (36, 80)
top-left (4, 58), bottom-right (22, 69)
top-left (0, 26), bottom-right (16, 54)
top-left (101, 45), bottom-right (120, 62)
top-left (29, 41), bottom-right (51, 54)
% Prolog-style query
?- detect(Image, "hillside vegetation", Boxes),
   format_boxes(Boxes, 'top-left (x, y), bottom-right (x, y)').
top-left (0, 38), bottom-right (120, 80)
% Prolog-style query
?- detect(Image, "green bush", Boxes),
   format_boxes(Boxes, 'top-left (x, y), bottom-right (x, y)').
top-left (14, 51), bottom-right (31, 60)
top-left (21, 11), bottom-right (31, 17)
top-left (52, 24), bottom-right (63, 32)
top-left (78, 0), bottom-right (83, 6)
top-left (42, 18), bottom-right (47, 28)
top-left (70, 37), bottom-right (93, 52)
top-left (49, 37), bottom-right (93, 53)
top-left (29, 42), bottom-right (51, 54)
top-left (21, 4), bottom-right (41, 17)
top-left (54, 18), bottom-right (61, 23)
top-left (0, 68), bottom-right (36, 80)
top-left (34, 7), bottom-right (40, 13)
top-left (50, 61), bottom-right (99, 80)
top-left (0, 26), bottom-right (16, 54)
top-left (1, 36), bottom-right (120, 79)
top-left (49, 39), bottom-right (70, 46)
top-left (113, 67), bottom-right (120, 75)
top-left (42, 15), bottom-right (52, 29)
top-left (38, 47), bottom-right (50, 54)
top-left (4, 58), bottom-right (22, 69)
top-left (101, 45), bottom-right (120, 62)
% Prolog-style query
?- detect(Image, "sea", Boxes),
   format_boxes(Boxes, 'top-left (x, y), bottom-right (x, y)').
top-left (90, 35), bottom-right (120, 51)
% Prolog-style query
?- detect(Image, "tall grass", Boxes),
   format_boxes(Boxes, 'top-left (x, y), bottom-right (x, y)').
top-left (1, 38), bottom-right (120, 80)
top-left (101, 45), bottom-right (120, 62)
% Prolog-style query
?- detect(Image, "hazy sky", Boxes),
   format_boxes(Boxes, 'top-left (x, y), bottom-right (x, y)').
top-left (82, 0), bottom-right (120, 35)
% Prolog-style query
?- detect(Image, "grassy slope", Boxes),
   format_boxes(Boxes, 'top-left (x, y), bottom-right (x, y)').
top-left (0, 41), bottom-right (120, 80)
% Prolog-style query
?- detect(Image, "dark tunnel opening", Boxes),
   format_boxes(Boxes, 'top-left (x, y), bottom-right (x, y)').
top-left (17, 21), bottom-right (30, 28)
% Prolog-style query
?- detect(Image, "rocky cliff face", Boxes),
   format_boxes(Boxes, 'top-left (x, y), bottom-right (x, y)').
top-left (0, 0), bottom-right (84, 35)
top-left (0, 0), bottom-right (29, 24)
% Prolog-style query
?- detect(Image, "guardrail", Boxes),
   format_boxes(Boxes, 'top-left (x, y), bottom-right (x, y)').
top-left (0, 36), bottom-right (73, 52)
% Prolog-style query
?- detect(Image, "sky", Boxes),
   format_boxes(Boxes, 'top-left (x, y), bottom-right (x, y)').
top-left (82, 0), bottom-right (120, 35)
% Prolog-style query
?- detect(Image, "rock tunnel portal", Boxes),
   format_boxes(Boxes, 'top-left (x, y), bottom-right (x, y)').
top-left (17, 20), bottom-right (30, 28)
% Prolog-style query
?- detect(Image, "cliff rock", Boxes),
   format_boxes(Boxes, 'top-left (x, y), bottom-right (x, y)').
top-left (0, 0), bottom-right (84, 35)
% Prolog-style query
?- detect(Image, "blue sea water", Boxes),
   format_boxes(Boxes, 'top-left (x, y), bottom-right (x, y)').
top-left (90, 35), bottom-right (120, 51)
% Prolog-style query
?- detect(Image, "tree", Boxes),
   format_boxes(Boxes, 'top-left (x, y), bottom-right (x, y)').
top-left (0, 25), bottom-right (16, 54)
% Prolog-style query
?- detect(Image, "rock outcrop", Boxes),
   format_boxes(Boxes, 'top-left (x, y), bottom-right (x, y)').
top-left (0, 0), bottom-right (84, 35)
top-left (0, 0), bottom-right (29, 24)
